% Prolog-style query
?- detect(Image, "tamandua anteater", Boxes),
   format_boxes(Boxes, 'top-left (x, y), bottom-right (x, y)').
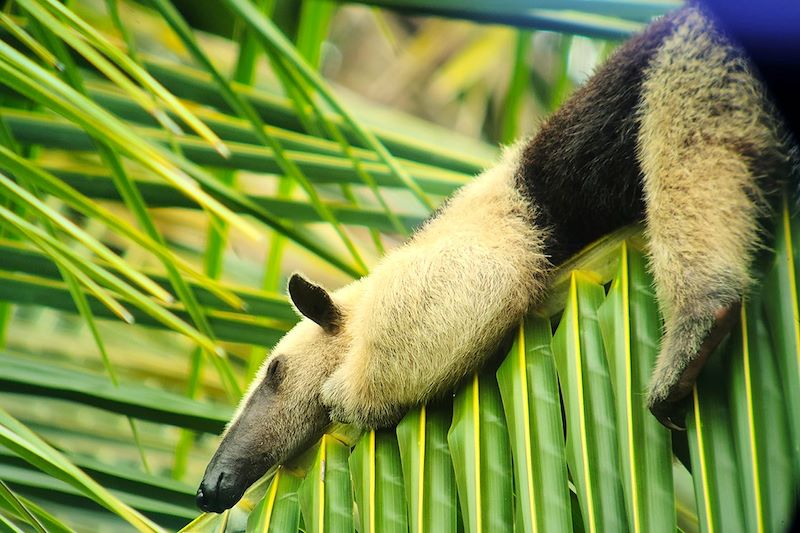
top-left (196, 4), bottom-right (798, 513)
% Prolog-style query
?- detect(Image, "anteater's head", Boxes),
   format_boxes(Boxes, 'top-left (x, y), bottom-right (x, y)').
top-left (196, 274), bottom-right (359, 513)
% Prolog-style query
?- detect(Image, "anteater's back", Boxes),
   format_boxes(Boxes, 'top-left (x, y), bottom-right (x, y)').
top-left (517, 5), bottom-right (792, 263)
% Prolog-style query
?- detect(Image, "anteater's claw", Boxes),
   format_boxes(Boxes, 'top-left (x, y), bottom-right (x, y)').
top-left (650, 398), bottom-right (687, 431)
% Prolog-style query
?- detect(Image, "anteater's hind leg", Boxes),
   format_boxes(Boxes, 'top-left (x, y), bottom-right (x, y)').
top-left (636, 8), bottom-right (781, 428)
top-left (640, 141), bottom-right (760, 428)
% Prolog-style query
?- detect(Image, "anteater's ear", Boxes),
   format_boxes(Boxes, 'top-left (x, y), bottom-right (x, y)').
top-left (288, 274), bottom-right (342, 334)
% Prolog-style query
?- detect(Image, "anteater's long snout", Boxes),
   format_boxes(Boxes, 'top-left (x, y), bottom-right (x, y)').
top-left (195, 354), bottom-right (333, 513)
top-left (195, 416), bottom-right (275, 514)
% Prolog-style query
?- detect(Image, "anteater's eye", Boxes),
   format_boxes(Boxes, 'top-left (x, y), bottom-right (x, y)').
top-left (265, 357), bottom-right (285, 389)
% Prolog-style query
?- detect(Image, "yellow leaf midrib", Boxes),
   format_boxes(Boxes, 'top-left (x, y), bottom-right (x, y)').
top-left (741, 306), bottom-right (764, 533)
top-left (621, 243), bottom-right (641, 533)
top-left (517, 324), bottom-right (538, 533)
top-left (571, 273), bottom-right (597, 533)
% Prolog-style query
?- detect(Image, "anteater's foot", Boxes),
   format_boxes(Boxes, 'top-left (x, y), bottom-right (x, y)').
top-left (648, 301), bottom-right (741, 430)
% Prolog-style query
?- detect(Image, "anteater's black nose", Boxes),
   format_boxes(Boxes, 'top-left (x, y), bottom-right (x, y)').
top-left (196, 472), bottom-right (231, 514)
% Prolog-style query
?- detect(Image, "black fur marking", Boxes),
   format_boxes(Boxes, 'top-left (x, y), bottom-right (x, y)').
top-left (288, 274), bottom-right (342, 334)
top-left (517, 11), bottom-right (681, 264)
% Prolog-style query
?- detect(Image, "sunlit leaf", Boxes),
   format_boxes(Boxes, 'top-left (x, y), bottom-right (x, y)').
top-left (246, 468), bottom-right (302, 533)
top-left (552, 272), bottom-right (627, 533)
top-left (448, 372), bottom-right (513, 533)
top-left (497, 318), bottom-right (572, 533)
top-left (349, 430), bottom-right (407, 533)
top-left (686, 343), bottom-right (746, 533)
top-left (396, 404), bottom-right (459, 533)
top-left (727, 298), bottom-right (794, 532)
top-left (598, 243), bottom-right (674, 533)
top-left (298, 435), bottom-right (354, 533)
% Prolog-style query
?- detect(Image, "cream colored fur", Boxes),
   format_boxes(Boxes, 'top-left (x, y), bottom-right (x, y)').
top-left (321, 144), bottom-right (550, 427)
top-left (637, 7), bottom-right (785, 405)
